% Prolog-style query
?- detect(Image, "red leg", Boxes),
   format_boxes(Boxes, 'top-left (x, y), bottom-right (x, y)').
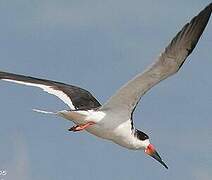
top-left (68, 121), bottom-right (95, 132)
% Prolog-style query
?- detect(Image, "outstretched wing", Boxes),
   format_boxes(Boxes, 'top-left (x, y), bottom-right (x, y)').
top-left (0, 71), bottom-right (101, 110)
top-left (101, 3), bottom-right (212, 117)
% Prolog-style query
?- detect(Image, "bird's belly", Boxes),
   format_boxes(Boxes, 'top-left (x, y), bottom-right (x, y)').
top-left (59, 110), bottom-right (137, 149)
top-left (86, 121), bottom-right (137, 149)
top-left (85, 124), bottom-right (115, 140)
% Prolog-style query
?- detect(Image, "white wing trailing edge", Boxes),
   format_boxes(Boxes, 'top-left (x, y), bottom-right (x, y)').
top-left (0, 71), bottom-right (101, 110)
top-left (2, 79), bottom-right (75, 109)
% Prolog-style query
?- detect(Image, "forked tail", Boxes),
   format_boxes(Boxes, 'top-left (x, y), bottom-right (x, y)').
top-left (32, 108), bottom-right (73, 122)
top-left (32, 109), bottom-right (58, 115)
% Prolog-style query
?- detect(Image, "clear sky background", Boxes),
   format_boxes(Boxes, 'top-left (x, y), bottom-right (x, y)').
top-left (0, 0), bottom-right (211, 180)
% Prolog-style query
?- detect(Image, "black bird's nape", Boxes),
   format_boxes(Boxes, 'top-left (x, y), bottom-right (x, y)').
top-left (135, 129), bottom-right (149, 141)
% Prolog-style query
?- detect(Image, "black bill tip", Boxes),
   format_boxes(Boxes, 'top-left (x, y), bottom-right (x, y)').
top-left (151, 150), bottom-right (168, 169)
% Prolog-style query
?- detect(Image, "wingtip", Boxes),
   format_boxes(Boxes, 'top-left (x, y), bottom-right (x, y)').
top-left (199, 3), bottom-right (212, 18)
top-left (205, 2), bottom-right (212, 12)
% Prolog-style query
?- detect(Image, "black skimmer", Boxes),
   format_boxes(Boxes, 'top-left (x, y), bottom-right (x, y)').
top-left (0, 3), bottom-right (211, 169)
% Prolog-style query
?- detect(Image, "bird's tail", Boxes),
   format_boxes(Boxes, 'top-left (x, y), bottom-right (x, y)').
top-left (32, 109), bottom-right (73, 122)
top-left (32, 108), bottom-right (58, 115)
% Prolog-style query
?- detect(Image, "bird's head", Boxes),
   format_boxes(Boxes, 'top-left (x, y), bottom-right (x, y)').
top-left (135, 129), bottom-right (168, 169)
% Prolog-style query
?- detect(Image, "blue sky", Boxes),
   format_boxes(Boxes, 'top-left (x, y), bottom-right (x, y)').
top-left (0, 0), bottom-right (211, 180)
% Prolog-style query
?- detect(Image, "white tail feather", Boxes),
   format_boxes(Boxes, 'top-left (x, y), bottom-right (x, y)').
top-left (32, 109), bottom-right (57, 114)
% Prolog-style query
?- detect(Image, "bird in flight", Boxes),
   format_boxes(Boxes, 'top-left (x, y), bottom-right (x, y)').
top-left (0, 3), bottom-right (211, 169)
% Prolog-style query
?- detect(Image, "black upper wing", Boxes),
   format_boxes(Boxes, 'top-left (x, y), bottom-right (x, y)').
top-left (0, 71), bottom-right (101, 110)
